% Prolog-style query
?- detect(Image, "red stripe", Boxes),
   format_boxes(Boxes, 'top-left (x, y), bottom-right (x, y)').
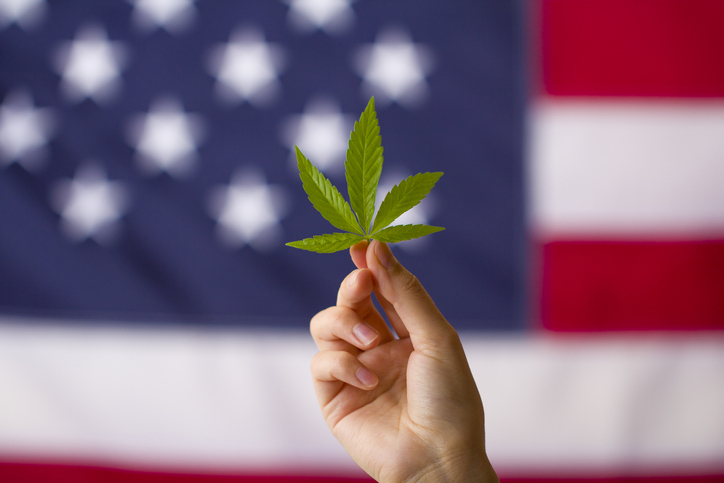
top-left (0, 462), bottom-right (373, 483)
top-left (502, 478), bottom-right (724, 483)
top-left (540, 0), bottom-right (724, 97)
top-left (2, 463), bottom-right (723, 483)
top-left (540, 240), bottom-right (724, 331)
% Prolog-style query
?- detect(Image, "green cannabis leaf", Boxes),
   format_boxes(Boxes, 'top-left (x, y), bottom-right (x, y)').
top-left (287, 97), bottom-right (444, 253)
top-left (286, 233), bottom-right (365, 253)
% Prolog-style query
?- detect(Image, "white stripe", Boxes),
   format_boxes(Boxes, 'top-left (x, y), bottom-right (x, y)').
top-left (469, 333), bottom-right (724, 475)
top-left (0, 318), bottom-right (359, 475)
top-left (1, 318), bottom-right (724, 475)
top-left (529, 99), bottom-right (724, 237)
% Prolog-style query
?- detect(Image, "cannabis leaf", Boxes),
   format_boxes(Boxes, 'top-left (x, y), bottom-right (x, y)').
top-left (287, 97), bottom-right (444, 253)
top-left (370, 172), bottom-right (443, 234)
top-left (372, 224), bottom-right (445, 243)
top-left (346, 97), bottom-right (383, 234)
top-left (295, 146), bottom-right (363, 236)
top-left (286, 233), bottom-right (365, 253)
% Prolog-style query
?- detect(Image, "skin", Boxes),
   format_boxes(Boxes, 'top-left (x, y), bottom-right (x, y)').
top-left (310, 240), bottom-right (499, 483)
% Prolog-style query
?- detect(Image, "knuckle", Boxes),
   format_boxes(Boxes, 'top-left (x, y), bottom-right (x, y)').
top-left (309, 308), bottom-right (329, 337)
top-left (332, 351), bottom-right (360, 379)
top-left (310, 351), bottom-right (324, 376)
top-left (310, 306), bottom-right (345, 336)
top-left (310, 350), bottom-right (323, 367)
top-left (331, 350), bottom-right (355, 368)
top-left (311, 350), bottom-right (358, 381)
top-left (438, 324), bottom-right (462, 348)
top-left (428, 323), bottom-right (464, 357)
top-left (399, 271), bottom-right (426, 299)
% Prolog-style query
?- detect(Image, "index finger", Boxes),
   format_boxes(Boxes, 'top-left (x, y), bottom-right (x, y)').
top-left (337, 267), bottom-right (395, 344)
top-left (336, 268), bottom-right (374, 313)
top-left (350, 240), bottom-right (368, 270)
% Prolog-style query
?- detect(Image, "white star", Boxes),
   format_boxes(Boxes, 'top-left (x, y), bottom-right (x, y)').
top-left (282, 0), bottom-right (355, 35)
top-left (128, 0), bottom-right (196, 34)
top-left (280, 97), bottom-right (354, 174)
top-left (208, 168), bottom-right (288, 251)
top-left (207, 27), bottom-right (285, 106)
top-left (376, 170), bottom-right (439, 252)
top-left (0, 0), bottom-right (46, 30)
top-left (353, 27), bottom-right (434, 108)
top-left (0, 90), bottom-right (54, 171)
top-left (54, 25), bottom-right (128, 104)
top-left (127, 97), bottom-right (205, 177)
top-left (50, 164), bottom-right (128, 244)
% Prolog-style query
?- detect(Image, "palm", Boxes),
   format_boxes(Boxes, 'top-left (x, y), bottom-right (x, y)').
top-left (323, 335), bottom-right (453, 481)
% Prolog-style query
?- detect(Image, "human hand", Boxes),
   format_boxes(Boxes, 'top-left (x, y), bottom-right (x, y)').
top-left (310, 240), bottom-right (498, 483)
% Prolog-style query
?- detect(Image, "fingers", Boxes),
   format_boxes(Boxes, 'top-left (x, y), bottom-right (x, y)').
top-left (311, 305), bottom-right (382, 352)
top-left (349, 240), bottom-right (408, 338)
top-left (335, 266), bottom-right (395, 344)
top-left (311, 350), bottom-right (378, 416)
top-left (350, 240), bottom-right (368, 269)
top-left (336, 267), bottom-right (375, 314)
top-left (365, 240), bottom-right (458, 353)
top-left (311, 350), bottom-right (378, 407)
top-left (311, 266), bottom-right (395, 351)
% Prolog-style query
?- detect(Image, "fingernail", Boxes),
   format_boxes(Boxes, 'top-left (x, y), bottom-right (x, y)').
top-left (356, 367), bottom-right (377, 388)
top-left (353, 323), bottom-right (378, 346)
top-left (374, 241), bottom-right (394, 270)
top-left (347, 270), bottom-right (359, 287)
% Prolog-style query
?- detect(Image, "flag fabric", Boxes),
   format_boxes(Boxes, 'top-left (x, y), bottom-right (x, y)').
top-left (0, 1), bottom-right (722, 482)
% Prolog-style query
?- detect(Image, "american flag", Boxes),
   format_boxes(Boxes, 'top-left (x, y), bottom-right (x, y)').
top-left (1, 1), bottom-right (723, 482)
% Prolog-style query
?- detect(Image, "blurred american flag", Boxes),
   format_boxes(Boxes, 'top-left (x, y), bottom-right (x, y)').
top-left (1, 1), bottom-right (723, 482)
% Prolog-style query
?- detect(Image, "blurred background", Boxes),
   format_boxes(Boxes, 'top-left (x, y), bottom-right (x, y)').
top-left (0, 0), bottom-right (722, 481)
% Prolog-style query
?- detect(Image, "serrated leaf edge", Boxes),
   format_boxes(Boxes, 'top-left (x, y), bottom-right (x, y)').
top-left (370, 172), bottom-right (443, 235)
top-left (371, 224), bottom-right (445, 243)
top-left (296, 146), bottom-right (363, 236)
top-left (286, 232), bottom-right (365, 253)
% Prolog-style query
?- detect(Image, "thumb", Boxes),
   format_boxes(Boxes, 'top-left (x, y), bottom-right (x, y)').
top-left (366, 240), bottom-right (457, 352)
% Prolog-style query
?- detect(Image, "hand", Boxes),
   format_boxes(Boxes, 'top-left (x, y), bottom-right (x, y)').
top-left (310, 240), bottom-right (498, 483)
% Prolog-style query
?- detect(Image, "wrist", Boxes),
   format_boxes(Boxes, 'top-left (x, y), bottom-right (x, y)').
top-left (402, 452), bottom-right (498, 483)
